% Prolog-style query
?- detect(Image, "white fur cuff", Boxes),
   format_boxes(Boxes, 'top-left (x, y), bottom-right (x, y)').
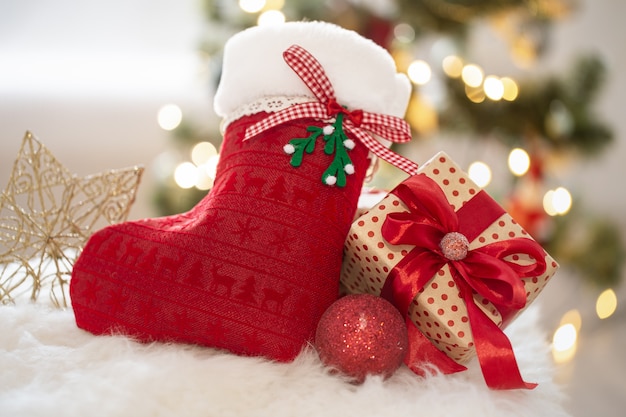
top-left (213, 21), bottom-right (411, 120)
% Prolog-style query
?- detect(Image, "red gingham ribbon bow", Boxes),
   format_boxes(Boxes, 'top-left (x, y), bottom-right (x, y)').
top-left (244, 44), bottom-right (420, 176)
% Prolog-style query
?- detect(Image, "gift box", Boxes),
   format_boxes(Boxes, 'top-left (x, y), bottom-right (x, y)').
top-left (341, 152), bottom-right (558, 389)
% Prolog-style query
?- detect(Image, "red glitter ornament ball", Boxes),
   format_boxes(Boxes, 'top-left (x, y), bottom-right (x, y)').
top-left (314, 294), bottom-right (409, 383)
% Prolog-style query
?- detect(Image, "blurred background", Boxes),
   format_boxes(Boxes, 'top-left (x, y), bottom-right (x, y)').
top-left (1, 0), bottom-right (624, 415)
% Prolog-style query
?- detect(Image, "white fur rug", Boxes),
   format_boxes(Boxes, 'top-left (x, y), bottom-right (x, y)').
top-left (0, 303), bottom-right (571, 417)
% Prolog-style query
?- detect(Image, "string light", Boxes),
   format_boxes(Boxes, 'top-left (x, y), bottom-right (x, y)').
top-left (501, 77), bottom-right (519, 101)
top-left (553, 187), bottom-right (572, 213)
top-left (442, 55), bottom-right (463, 78)
top-left (543, 187), bottom-right (572, 216)
top-left (596, 288), bottom-right (617, 319)
top-left (552, 187), bottom-right (572, 214)
top-left (393, 23), bottom-right (415, 43)
top-left (461, 64), bottom-right (484, 87)
top-left (257, 10), bottom-right (285, 25)
top-left (483, 75), bottom-right (504, 101)
top-left (553, 324), bottom-right (577, 352)
top-left (465, 84), bottom-right (485, 103)
top-left (508, 148), bottom-right (530, 176)
top-left (157, 104), bottom-right (183, 131)
top-left (170, 142), bottom-right (223, 191)
top-left (407, 60), bottom-right (431, 85)
top-left (443, 57), bottom-right (517, 103)
top-left (467, 161), bottom-right (492, 187)
top-left (191, 142), bottom-right (218, 166)
top-left (543, 190), bottom-right (557, 216)
top-left (174, 162), bottom-right (198, 189)
top-left (552, 309), bottom-right (581, 364)
top-left (239, 0), bottom-right (265, 13)
top-left (552, 323), bottom-right (577, 363)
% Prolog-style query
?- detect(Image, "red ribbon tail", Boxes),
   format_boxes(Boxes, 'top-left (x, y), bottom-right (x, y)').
top-left (465, 295), bottom-right (537, 390)
top-left (404, 317), bottom-right (467, 376)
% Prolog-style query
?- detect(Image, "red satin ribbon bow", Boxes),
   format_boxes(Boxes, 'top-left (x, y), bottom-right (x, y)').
top-left (244, 44), bottom-right (420, 176)
top-left (380, 173), bottom-right (547, 390)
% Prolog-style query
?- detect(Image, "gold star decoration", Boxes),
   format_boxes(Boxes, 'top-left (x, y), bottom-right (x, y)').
top-left (0, 132), bottom-right (144, 308)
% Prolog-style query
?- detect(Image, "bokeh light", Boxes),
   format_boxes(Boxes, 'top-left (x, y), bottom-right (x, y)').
top-left (543, 187), bottom-right (572, 216)
top-left (239, 0), bottom-right (265, 13)
top-left (508, 148), bottom-right (530, 176)
top-left (553, 323), bottom-right (577, 351)
top-left (157, 104), bottom-right (183, 131)
top-left (394, 23), bottom-right (415, 43)
top-left (552, 323), bottom-right (578, 364)
top-left (191, 142), bottom-right (218, 166)
top-left (407, 60), bottom-right (432, 85)
top-left (461, 64), bottom-right (484, 87)
top-left (174, 162), bottom-right (198, 189)
top-left (501, 77), bottom-right (519, 101)
top-left (483, 75), bottom-right (504, 100)
top-left (552, 187), bottom-right (572, 215)
top-left (442, 55), bottom-right (463, 78)
top-left (257, 9), bottom-right (285, 25)
top-left (543, 190), bottom-right (557, 216)
top-left (465, 84), bottom-right (485, 103)
top-left (468, 161), bottom-right (492, 187)
top-left (596, 288), bottom-right (617, 319)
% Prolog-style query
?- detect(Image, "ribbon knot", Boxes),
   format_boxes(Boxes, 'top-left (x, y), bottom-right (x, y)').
top-left (325, 98), bottom-right (363, 127)
top-left (380, 173), bottom-right (548, 390)
top-left (243, 44), bottom-right (420, 178)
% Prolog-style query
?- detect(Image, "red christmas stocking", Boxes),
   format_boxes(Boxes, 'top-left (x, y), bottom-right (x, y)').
top-left (70, 22), bottom-right (411, 362)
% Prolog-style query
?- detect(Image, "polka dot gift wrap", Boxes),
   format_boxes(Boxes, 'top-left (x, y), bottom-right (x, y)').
top-left (340, 152), bottom-right (559, 390)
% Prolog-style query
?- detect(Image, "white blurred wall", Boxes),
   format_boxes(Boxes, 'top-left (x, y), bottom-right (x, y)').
top-left (0, 0), bottom-right (214, 219)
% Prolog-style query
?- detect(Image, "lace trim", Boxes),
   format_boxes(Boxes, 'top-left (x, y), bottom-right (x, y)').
top-left (222, 95), bottom-right (315, 130)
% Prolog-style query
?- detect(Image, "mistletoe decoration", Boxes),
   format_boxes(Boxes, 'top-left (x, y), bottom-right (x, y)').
top-left (283, 112), bottom-right (356, 187)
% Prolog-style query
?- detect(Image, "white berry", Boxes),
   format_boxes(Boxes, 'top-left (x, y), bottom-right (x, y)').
top-left (343, 139), bottom-right (355, 150)
top-left (283, 143), bottom-right (295, 154)
top-left (323, 125), bottom-right (335, 136)
top-left (324, 175), bottom-right (337, 186)
top-left (344, 164), bottom-right (355, 175)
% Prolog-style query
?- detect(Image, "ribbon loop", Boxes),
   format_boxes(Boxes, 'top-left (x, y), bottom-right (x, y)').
top-left (283, 45), bottom-right (336, 104)
top-left (243, 44), bottom-right (420, 176)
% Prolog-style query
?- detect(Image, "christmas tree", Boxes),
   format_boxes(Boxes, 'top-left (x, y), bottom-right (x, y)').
top-left (152, 0), bottom-right (622, 292)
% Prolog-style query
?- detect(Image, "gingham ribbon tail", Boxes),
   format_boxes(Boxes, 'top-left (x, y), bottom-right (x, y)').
top-left (243, 44), bottom-right (420, 176)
